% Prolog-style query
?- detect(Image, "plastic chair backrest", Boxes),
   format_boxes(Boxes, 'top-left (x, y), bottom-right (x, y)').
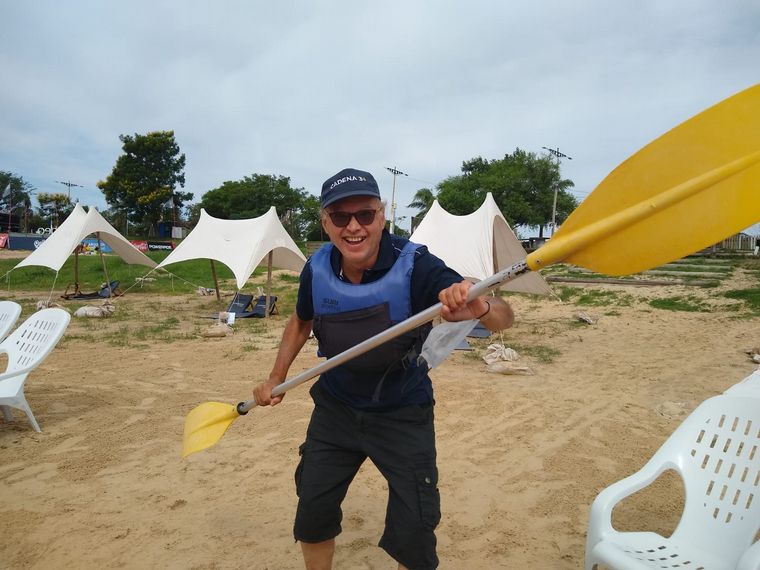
top-left (0, 301), bottom-right (22, 340)
top-left (725, 369), bottom-right (760, 397)
top-left (1, 308), bottom-right (72, 374)
top-left (664, 395), bottom-right (760, 561)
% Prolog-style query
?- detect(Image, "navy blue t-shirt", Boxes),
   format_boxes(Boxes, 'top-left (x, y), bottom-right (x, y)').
top-left (297, 230), bottom-right (463, 409)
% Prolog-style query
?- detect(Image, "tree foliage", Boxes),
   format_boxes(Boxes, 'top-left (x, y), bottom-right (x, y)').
top-left (435, 148), bottom-right (577, 235)
top-left (200, 173), bottom-right (316, 240)
top-left (295, 194), bottom-right (324, 241)
top-left (36, 192), bottom-right (74, 227)
top-left (0, 171), bottom-right (36, 232)
top-left (97, 131), bottom-right (191, 231)
top-left (0, 170), bottom-right (35, 231)
top-left (407, 188), bottom-right (436, 216)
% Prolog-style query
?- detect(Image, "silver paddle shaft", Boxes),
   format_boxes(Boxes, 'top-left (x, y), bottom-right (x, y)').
top-left (237, 260), bottom-right (529, 414)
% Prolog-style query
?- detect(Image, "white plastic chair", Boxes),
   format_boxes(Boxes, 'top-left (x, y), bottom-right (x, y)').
top-left (725, 369), bottom-right (760, 398)
top-left (0, 300), bottom-right (22, 341)
top-left (0, 308), bottom-right (71, 432)
top-left (586, 394), bottom-right (760, 570)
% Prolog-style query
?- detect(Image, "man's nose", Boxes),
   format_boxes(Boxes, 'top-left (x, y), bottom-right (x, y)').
top-left (345, 214), bottom-right (362, 230)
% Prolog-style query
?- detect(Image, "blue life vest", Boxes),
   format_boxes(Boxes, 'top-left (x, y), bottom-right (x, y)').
top-left (310, 241), bottom-right (430, 404)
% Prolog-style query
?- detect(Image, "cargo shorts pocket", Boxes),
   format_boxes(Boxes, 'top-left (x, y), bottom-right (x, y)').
top-left (294, 442), bottom-right (306, 497)
top-left (415, 467), bottom-right (441, 530)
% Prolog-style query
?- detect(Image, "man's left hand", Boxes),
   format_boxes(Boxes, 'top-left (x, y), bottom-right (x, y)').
top-left (438, 281), bottom-right (488, 322)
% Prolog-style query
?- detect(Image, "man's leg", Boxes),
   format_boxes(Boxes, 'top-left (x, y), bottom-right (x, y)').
top-left (367, 404), bottom-right (440, 570)
top-left (295, 384), bottom-right (365, 566)
top-left (301, 539), bottom-right (335, 570)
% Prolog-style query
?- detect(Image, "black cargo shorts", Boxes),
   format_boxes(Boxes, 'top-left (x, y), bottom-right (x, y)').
top-left (294, 382), bottom-right (441, 570)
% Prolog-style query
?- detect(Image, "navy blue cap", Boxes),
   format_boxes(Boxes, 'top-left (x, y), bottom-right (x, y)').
top-left (321, 168), bottom-right (381, 208)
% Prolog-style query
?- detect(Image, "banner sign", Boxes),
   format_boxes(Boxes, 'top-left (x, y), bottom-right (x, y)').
top-left (6, 235), bottom-right (47, 251)
top-left (130, 240), bottom-right (149, 252)
top-left (0, 233), bottom-right (7, 248)
top-left (81, 238), bottom-right (113, 254)
top-left (147, 241), bottom-right (174, 251)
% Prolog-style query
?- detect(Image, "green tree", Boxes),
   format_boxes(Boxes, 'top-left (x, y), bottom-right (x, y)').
top-left (36, 192), bottom-right (74, 228)
top-left (97, 131), bottom-right (191, 233)
top-left (200, 173), bottom-right (313, 239)
top-left (185, 203), bottom-right (203, 228)
top-left (0, 171), bottom-right (35, 232)
top-left (436, 174), bottom-right (483, 215)
top-left (294, 194), bottom-right (324, 241)
top-left (437, 148), bottom-right (577, 236)
top-left (407, 188), bottom-right (436, 217)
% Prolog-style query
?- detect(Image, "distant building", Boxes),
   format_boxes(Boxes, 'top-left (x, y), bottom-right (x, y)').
top-left (704, 232), bottom-right (756, 252)
top-left (520, 236), bottom-right (549, 252)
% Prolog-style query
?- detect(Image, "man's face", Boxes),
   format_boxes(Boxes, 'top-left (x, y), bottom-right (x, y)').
top-left (322, 195), bottom-right (385, 271)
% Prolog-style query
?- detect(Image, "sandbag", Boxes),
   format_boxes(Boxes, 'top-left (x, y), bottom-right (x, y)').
top-left (73, 302), bottom-right (115, 318)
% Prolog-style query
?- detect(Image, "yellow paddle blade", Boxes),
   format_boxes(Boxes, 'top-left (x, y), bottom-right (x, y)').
top-left (528, 83), bottom-right (760, 275)
top-left (182, 401), bottom-right (241, 458)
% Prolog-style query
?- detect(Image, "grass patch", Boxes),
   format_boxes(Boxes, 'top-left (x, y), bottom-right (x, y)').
top-left (556, 286), bottom-right (580, 302)
top-left (555, 286), bottom-right (633, 306)
top-left (508, 343), bottom-right (560, 364)
top-left (648, 296), bottom-right (710, 312)
top-left (722, 288), bottom-right (760, 314)
top-left (277, 273), bottom-right (300, 284)
top-left (0, 252), bottom-right (277, 294)
top-left (656, 264), bottom-right (733, 273)
top-left (574, 289), bottom-right (633, 307)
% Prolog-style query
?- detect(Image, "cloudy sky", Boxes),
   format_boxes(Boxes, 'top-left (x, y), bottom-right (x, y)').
top-left (2, 1), bottom-right (759, 235)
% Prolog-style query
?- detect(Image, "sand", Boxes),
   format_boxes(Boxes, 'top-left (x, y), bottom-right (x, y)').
top-left (0, 265), bottom-right (758, 569)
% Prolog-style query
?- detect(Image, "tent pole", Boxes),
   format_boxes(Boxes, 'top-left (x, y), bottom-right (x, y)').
top-left (74, 245), bottom-right (80, 293)
top-left (209, 260), bottom-right (221, 301)
top-left (266, 251), bottom-right (273, 319)
top-left (97, 232), bottom-right (114, 296)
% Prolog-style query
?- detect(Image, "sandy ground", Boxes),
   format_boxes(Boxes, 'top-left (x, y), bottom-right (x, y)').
top-left (0, 262), bottom-right (758, 569)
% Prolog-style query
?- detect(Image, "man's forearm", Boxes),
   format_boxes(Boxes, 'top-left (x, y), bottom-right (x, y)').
top-left (478, 296), bottom-right (514, 332)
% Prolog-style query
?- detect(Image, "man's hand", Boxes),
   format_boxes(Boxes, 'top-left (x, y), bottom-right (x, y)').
top-left (438, 281), bottom-right (488, 322)
top-left (253, 378), bottom-right (285, 407)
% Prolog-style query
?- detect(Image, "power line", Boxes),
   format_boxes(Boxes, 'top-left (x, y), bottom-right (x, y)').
top-left (405, 175), bottom-right (438, 187)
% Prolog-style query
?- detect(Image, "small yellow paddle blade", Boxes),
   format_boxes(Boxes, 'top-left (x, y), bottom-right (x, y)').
top-left (182, 401), bottom-right (241, 458)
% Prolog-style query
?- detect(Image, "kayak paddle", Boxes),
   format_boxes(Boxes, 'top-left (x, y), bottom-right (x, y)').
top-left (183, 83), bottom-right (760, 458)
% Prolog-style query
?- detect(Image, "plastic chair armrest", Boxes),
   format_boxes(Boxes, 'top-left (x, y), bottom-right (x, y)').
top-left (738, 541), bottom-right (760, 570)
top-left (588, 459), bottom-right (671, 544)
top-left (0, 364), bottom-right (34, 382)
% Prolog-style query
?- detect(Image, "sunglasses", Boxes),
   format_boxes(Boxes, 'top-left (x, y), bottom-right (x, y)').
top-left (326, 207), bottom-right (382, 228)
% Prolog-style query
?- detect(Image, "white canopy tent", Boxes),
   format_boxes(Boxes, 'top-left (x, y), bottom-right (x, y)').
top-left (14, 204), bottom-right (156, 295)
top-left (156, 208), bottom-right (306, 310)
top-left (409, 193), bottom-right (552, 295)
top-left (15, 203), bottom-right (157, 272)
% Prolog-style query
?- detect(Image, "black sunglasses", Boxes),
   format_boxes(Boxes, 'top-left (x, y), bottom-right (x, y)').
top-left (326, 207), bottom-right (381, 228)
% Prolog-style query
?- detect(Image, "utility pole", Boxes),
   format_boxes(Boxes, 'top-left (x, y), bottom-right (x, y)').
top-left (1, 182), bottom-right (10, 245)
top-left (541, 147), bottom-right (572, 236)
top-left (56, 180), bottom-right (83, 200)
top-left (384, 166), bottom-right (408, 234)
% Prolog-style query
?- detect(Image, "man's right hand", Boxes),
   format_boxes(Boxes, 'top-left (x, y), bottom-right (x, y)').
top-left (253, 379), bottom-right (285, 407)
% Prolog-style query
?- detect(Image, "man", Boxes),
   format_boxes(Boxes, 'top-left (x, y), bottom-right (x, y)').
top-left (253, 168), bottom-right (513, 570)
